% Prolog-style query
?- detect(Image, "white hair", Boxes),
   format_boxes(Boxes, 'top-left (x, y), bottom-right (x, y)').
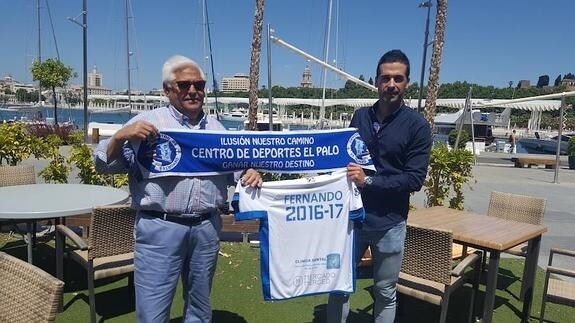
top-left (162, 55), bottom-right (205, 88)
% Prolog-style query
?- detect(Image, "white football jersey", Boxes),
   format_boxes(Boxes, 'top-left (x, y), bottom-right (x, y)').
top-left (232, 170), bottom-right (364, 300)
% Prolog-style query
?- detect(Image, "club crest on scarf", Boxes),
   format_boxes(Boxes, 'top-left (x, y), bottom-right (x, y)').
top-left (136, 133), bottom-right (182, 172)
top-left (346, 133), bottom-right (371, 165)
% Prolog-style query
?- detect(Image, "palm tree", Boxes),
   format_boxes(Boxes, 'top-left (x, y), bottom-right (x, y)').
top-left (423, 0), bottom-right (448, 129)
top-left (247, 0), bottom-right (265, 131)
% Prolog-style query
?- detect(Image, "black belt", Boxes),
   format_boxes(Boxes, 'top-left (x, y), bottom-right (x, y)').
top-left (145, 210), bottom-right (213, 226)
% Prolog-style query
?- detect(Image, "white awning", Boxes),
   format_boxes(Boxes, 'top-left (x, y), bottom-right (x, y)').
top-left (87, 94), bottom-right (568, 111)
top-left (420, 98), bottom-right (562, 111)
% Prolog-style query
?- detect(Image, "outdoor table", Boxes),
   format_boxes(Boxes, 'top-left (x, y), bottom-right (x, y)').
top-left (408, 206), bottom-right (547, 323)
top-left (0, 183), bottom-right (129, 264)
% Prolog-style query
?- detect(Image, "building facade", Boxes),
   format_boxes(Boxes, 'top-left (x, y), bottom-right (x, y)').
top-left (221, 73), bottom-right (250, 93)
top-left (0, 75), bottom-right (38, 103)
top-left (86, 66), bottom-right (112, 95)
top-left (518, 80), bottom-right (531, 89)
top-left (561, 78), bottom-right (575, 91)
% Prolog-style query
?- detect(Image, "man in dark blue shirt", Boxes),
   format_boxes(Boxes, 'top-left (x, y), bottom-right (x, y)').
top-left (327, 49), bottom-right (432, 323)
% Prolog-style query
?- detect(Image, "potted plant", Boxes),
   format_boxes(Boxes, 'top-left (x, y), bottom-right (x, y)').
top-left (568, 136), bottom-right (575, 170)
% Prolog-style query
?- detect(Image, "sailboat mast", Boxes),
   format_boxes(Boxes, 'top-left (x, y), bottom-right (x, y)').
top-left (333, 0), bottom-right (339, 74)
top-left (82, 0), bottom-right (88, 138)
top-left (202, 0), bottom-right (209, 105)
top-left (320, 0), bottom-right (333, 126)
top-left (37, 0), bottom-right (42, 104)
top-left (270, 35), bottom-right (375, 91)
top-left (125, 0), bottom-right (132, 114)
top-left (204, 0), bottom-right (218, 116)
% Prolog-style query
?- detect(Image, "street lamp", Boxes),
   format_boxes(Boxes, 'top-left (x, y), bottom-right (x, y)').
top-left (417, 1), bottom-right (432, 114)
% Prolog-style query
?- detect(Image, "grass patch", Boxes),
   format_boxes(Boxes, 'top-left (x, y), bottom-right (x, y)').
top-left (1, 234), bottom-right (574, 322)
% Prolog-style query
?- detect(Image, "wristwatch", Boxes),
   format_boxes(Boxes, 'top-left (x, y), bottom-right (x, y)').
top-left (364, 176), bottom-right (373, 187)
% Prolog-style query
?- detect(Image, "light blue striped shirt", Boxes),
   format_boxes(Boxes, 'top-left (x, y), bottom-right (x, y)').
top-left (94, 105), bottom-right (234, 215)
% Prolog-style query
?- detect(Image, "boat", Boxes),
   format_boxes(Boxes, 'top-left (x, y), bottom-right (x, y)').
top-left (0, 103), bottom-right (40, 112)
top-left (433, 107), bottom-right (511, 145)
top-left (219, 108), bottom-right (248, 122)
top-left (517, 132), bottom-right (574, 155)
top-left (243, 114), bottom-right (284, 131)
top-left (89, 105), bottom-right (133, 114)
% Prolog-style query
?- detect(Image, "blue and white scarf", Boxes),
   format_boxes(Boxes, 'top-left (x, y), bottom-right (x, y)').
top-left (134, 128), bottom-right (373, 178)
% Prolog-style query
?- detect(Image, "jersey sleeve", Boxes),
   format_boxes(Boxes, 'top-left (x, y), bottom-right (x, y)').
top-left (348, 182), bottom-right (365, 221)
top-left (232, 180), bottom-right (268, 221)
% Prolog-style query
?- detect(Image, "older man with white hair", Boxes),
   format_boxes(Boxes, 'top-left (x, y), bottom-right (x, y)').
top-left (95, 55), bottom-right (262, 322)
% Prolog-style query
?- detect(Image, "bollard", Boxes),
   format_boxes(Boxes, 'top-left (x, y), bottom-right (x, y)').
top-left (92, 128), bottom-right (100, 144)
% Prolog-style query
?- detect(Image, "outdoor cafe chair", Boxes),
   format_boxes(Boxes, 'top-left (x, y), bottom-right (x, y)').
top-left (0, 251), bottom-right (64, 323)
top-left (56, 204), bottom-right (135, 323)
top-left (539, 247), bottom-right (575, 322)
top-left (0, 164), bottom-right (36, 187)
top-left (397, 224), bottom-right (482, 323)
top-left (487, 191), bottom-right (546, 231)
top-left (0, 164), bottom-right (39, 238)
top-left (487, 191), bottom-right (546, 298)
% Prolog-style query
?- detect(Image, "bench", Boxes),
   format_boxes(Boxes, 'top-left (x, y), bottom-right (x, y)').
top-left (221, 214), bottom-right (260, 243)
top-left (219, 214), bottom-right (374, 266)
top-left (513, 157), bottom-right (557, 169)
top-left (59, 213), bottom-right (260, 242)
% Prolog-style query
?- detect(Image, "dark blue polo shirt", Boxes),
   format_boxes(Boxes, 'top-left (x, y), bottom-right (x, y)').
top-left (350, 102), bottom-right (432, 231)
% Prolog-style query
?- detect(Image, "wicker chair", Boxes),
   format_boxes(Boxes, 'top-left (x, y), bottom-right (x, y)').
top-left (0, 164), bottom-right (36, 187)
top-left (539, 248), bottom-right (575, 322)
top-left (56, 204), bottom-right (136, 323)
top-left (0, 251), bottom-right (64, 323)
top-left (487, 191), bottom-right (546, 228)
top-left (397, 224), bottom-right (481, 323)
top-left (0, 165), bottom-right (37, 234)
top-left (487, 191), bottom-right (546, 298)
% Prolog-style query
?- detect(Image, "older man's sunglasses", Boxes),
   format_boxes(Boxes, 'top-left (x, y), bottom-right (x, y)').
top-left (176, 80), bottom-right (206, 92)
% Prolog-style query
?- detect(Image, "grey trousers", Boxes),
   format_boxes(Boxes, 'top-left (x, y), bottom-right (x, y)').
top-left (134, 213), bottom-right (221, 323)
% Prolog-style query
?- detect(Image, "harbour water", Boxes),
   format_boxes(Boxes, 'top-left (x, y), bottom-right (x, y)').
top-left (0, 107), bottom-right (132, 129)
top-left (0, 106), bottom-right (316, 131)
top-left (0, 107), bottom-right (249, 130)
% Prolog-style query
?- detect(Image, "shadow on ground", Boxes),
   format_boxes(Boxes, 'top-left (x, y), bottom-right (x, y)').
top-left (169, 310), bottom-right (248, 323)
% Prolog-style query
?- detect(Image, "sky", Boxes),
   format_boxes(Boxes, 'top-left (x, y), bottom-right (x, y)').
top-left (0, 0), bottom-right (573, 93)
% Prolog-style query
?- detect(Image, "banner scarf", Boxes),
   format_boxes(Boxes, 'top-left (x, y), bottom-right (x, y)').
top-left (134, 128), bottom-right (374, 178)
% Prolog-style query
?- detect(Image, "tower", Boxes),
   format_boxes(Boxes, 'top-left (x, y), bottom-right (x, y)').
top-left (300, 66), bottom-right (312, 88)
top-left (88, 65), bottom-right (102, 87)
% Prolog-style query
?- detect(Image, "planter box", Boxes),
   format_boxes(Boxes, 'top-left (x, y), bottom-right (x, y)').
top-left (569, 155), bottom-right (575, 170)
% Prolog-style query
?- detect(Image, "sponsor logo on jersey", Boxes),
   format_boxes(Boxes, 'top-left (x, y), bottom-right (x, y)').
top-left (326, 253), bottom-right (341, 269)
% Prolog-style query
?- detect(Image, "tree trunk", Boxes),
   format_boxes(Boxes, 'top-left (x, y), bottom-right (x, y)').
top-left (52, 86), bottom-right (58, 125)
top-left (423, 0), bottom-right (448, 129)
top-left (247, 0), bottom-right (265, 131)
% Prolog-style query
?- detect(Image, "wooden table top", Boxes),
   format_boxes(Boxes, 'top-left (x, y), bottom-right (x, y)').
top-left (408, 206), bottom-right (547, 251)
